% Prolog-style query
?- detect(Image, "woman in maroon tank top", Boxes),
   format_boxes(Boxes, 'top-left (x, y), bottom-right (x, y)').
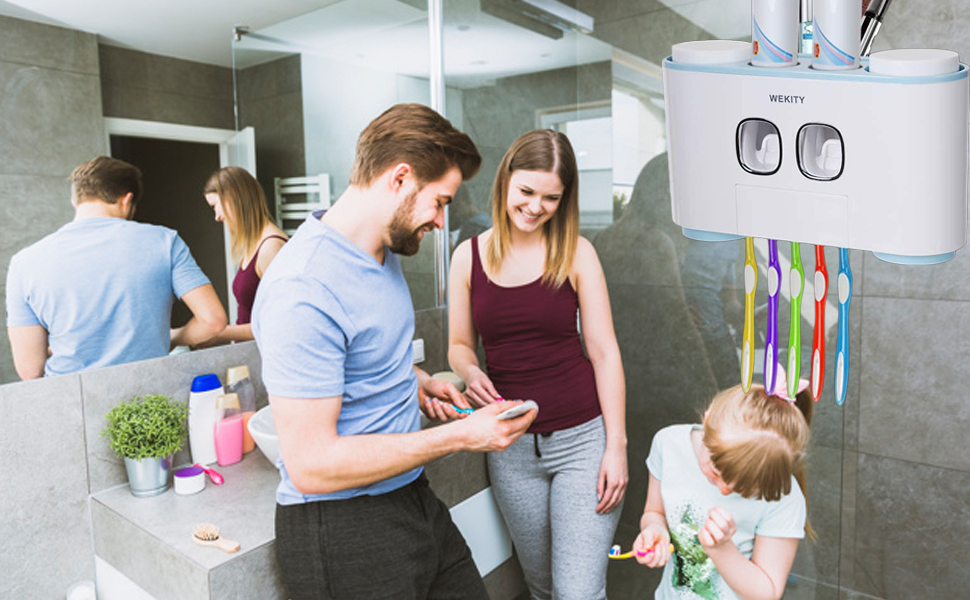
top-left (199, 166), bottom-right (287, 344)
top-left (448, 130), bottom-right (627, 599)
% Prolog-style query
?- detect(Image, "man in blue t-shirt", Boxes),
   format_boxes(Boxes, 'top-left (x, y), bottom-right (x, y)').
top-left (5, 156), bottom-right (227, 379)
top-left (252, 104), bottom-right (536, 599)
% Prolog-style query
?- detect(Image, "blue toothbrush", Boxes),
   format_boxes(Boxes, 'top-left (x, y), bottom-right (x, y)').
top-left (764, 239), bottom-right (780, 395)
top-left (835, 248), bottom-right (852, 405)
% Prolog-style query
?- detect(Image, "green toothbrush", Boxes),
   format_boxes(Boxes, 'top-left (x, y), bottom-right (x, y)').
top-left (788, 242), bottom-right (804, 398)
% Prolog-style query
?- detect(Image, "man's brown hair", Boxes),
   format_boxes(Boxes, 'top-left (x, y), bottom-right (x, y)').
top-left (70, 156), bottom-right (143, 211)
top-left (350, 104), bottom-right (481, 188)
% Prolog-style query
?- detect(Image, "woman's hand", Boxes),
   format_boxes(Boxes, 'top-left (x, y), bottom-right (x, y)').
top-left (596, 444), bottom-right (628, 514)
top-left (698, 506), bottom-right (737, 551)
top-left (418, 376), bottom-right (473, 422)
top-left (633, 522), bottom-right (672, 568)
top-left (462, 366), bottom-right (502, 407)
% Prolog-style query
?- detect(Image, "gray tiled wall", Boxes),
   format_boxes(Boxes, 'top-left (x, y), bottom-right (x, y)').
top-left (0, 15), bottom-right (104, 385)
top-left (100, 45), bottom-right (234, 130)
top-left (0, 340), bottom-right (264, 599)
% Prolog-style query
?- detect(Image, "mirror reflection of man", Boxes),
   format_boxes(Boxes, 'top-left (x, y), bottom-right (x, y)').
top-left (5, 156), bottom-right (226, 379)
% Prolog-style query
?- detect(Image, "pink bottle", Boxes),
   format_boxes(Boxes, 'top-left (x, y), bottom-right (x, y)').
top-left (213, 393), bottom-right (243, 467)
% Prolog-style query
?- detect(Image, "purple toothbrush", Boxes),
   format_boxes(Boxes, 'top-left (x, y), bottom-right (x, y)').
top-left (764, 239), bottom-right (780, 394)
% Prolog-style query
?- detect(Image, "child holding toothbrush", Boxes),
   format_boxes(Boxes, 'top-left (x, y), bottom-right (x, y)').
top-left (634, 374), bottom-right (813, 600)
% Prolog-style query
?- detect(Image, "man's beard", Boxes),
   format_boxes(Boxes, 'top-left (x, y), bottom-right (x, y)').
top-left (387, 189), bottom-right (430, 256)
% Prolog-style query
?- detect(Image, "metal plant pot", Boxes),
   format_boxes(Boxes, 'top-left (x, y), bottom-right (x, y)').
top-left (124, 455), bottom-right (173, 497)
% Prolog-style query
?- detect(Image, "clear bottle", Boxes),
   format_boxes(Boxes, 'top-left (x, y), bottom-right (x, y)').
top-left (213, 393), bottom-right (243, 467)
top-left (227, 365), bottom-right (257, 453)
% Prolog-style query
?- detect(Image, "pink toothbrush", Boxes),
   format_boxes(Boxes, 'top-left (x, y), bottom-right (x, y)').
top-left (193, 463), bottom-right (224, 485)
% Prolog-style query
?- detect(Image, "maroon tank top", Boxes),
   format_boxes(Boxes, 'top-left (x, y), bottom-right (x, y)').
top-left (233, 235), bottom-right (287, 324)
top-left (470, 237), bottom-right (601, 433)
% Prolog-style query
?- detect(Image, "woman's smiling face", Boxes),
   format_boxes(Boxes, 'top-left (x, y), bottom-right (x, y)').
top-left (505, 169), bottom-right (563, 234)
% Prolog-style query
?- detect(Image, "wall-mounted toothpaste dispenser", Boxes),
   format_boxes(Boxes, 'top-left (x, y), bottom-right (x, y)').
top-left (663, 40), bottom-right (969, 264)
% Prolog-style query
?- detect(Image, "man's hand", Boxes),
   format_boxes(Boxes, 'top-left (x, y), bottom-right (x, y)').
top-left (418, 376), bottom-right (474, 422)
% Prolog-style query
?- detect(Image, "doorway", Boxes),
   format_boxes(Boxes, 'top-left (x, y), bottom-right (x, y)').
top-left (104, 117), bottom-right (257, 324)
top-left (110, 135), bottom-right (225, 327)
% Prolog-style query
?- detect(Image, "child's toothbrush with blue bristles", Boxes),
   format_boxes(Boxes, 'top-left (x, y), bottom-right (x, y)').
top-left (764, 239), bottom-right (781, 395)
top-left (741, 237), bottom-right (758, 392)
top-left (835, 248), bottom-right (852, 405)
top-left (787, 242), bottom-right (804, 398)
top-left (608, 543), bottom-right (675, 560)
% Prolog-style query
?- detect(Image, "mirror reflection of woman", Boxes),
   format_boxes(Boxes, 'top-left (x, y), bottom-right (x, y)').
top-left (448, 130), bottom-right (628, 599)
top-left (201, 166), bottom-right (287, 344)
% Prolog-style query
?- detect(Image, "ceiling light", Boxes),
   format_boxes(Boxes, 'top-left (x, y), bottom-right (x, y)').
top-left (517, 0), bottom-right (594, 34)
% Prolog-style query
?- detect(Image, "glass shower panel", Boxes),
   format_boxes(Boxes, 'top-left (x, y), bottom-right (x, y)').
top-left (231, 0), bottom-right (437, 310)
top-left (441, 0), bottom-right (613, 254)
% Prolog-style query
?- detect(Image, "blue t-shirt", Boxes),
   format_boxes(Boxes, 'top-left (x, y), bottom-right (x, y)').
top-left (647, 424), bottom-right (806, 600)
top-left (5, 217), bottom-right (210, 377)
top-left (251, 213), bottom-right (421, 505)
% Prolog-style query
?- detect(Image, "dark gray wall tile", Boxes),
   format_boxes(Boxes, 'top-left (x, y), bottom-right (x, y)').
top-left (0, 374), bottom-right (93, 599)
top-left (858, 297), bottom-right (970, 471)
top-left (0, 14), bottom-right (99, 74)
top-left (0, 63), bottom-right (104, 176)
top-left (852, 453), bottom-right (969, 600)
top-left (99, 45), bottom-right (234, 129)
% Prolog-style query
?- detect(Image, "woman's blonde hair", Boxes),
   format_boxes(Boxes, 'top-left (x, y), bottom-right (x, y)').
top-left (204, 167), bottom-right (273, 265)
top-left (703, 384), bottom-right (815, 539)
top-left (485, 130), bottom-right (579, 287)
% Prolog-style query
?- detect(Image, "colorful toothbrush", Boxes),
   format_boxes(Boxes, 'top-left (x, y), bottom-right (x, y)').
top-left (787, 242), bottom-right (804, 398)
top-left (608, 543), bottom-right (675, 559)
top-left (835, 248), bottom-right (852, 405)
top-left (741, 237), bottom-right (758, 392)
top-left (811, 246), bottom-right (828, 401)
top-left (193, 463), bottom-right (224, 485)
top-left (764, 239), bottom-right (781, 395)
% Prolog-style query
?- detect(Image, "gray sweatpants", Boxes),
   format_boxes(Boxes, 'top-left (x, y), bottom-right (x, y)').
top-left (487, 416), bottom-right (622, 600)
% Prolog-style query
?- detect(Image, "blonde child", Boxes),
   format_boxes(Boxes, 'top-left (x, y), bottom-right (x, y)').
top-left (634, 377), bottom-right (813, 600)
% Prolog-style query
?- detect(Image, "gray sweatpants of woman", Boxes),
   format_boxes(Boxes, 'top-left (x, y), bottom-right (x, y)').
top-left (487, 416), bottom-right (623, 600)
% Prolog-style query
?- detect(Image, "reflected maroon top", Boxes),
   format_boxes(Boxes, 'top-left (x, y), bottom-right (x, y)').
top-left (470, 237), bottom-right (601, 433)
top-left (233, 235), bottom-right (287, 324)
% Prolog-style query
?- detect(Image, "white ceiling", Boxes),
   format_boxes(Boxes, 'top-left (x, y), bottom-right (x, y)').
top-left (0, 0), bottom-right (338, 67)
top-left (0, 0), bottom-right (749, 84)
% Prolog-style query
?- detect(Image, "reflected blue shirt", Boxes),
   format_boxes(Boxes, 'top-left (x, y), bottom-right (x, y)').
top-left (5, 217), bottom-right (209, 377)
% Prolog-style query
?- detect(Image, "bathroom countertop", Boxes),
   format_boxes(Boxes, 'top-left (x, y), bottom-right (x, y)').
top-left (91, 451), bottom-right (286, 600)
top-left (90, 444), bottom-right (503, 600)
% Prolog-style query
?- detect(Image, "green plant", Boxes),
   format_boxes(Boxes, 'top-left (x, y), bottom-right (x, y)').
top-left (101, 394), bottom-right (189, 460)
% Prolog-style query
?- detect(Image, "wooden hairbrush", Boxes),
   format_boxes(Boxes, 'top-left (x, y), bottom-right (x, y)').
top-left (193, 523), bottom-right (240, 553)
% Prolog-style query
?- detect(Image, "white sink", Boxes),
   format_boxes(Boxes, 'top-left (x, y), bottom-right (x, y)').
top-left (248, 406), bottom-right (280, 467)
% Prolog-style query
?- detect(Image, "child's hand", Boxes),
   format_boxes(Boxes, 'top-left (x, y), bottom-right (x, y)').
top-left (633, 524), bottom-right (671, 568)
top-left (698, 506), bottom-right (737, 551)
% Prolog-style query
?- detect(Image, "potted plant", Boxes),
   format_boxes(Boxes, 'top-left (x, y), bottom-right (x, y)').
top-left (102, 394), bottom-right (189, 497)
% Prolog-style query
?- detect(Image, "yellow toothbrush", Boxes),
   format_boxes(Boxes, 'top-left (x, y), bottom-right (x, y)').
top-left (741, 237), bottom-right (758, 392)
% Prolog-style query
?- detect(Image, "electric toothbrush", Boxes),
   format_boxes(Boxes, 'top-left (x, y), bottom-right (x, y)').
top-left (787, 242), bottom-right (804, 398)
top-left (764, 239), bottom-right (780, 395)
top-left (811, 245), bottom-right (828, 401)
top-left (835, 248), bottom-right (852, 405)
top-left (741, 237), bottom-right (758, 392)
